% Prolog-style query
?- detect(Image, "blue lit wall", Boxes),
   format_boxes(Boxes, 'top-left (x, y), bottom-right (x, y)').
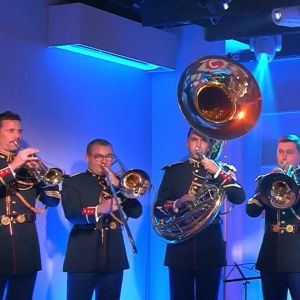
top-left (0, 1), bottom-right (151, 299)
top-left (3, 0), bottom-right (300, 300)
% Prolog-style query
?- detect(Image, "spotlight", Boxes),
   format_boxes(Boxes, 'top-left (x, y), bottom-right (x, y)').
top-left (272, 5), bottom-right (300, 27)
top-left (249, 35), bottom-right (282, 63)
top-left (199, 0), bottom-right (231, 15)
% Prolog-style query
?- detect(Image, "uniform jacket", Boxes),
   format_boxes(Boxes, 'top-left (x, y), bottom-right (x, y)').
top-left (61, 169), bottom-right (143, 273)
top-left (246, 167), bottom-right (300, 273)
top-left (154, 157), bottom-right (246, 271)
top-left (0, 152), bottom-right (60, 275)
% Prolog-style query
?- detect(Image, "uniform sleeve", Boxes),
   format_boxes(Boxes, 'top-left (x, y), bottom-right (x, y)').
top-left (0, 163), bottom-right (16, 186)
top-left (61, 179), bottom-right (98, 225)
top-left (120, 193), bottom-right (143, 219)
top-left (213, 165), bottom-right (246, 205)
top-left (153, 168), bottom-right (177, 219)
top-left (37, 185), bottom-right (60, 207)
top-left (246, 181), bottom-right (265, 217)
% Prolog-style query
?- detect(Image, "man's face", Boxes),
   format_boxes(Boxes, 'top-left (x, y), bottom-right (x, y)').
top-left (85, 144), bottom-right (114, 175)
top-left (186, 130), bottom-right (211, 160)
top-left (0, 120), bottom-right (22, 154)
top-left (277, 141), bottom-right (300, 170)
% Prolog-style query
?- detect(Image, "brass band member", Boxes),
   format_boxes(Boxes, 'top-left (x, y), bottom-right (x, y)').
top-left (154, 128), bottom-right (246, 300)
top-left (246, 134), bottom-right (300, 300)
top-left (61, 139), bottom-right (142, 300)
top-left (0, 111), bottom-right (60, 300)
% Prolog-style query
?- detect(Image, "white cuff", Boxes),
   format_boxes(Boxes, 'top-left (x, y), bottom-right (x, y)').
top-left (8, 164), bottom-right (16, 177)
top-left (173, 200), bottom-right (179, 213)
top-left (95, 206), bottom-right (102, 222)
top-left (214, 167), bottom-right (221, 179)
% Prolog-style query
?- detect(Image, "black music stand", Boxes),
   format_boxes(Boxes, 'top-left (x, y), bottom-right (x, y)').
top-left (222, 262), bottom-right (261, 300)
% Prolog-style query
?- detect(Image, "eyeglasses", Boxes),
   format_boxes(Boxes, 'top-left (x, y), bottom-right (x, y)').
top-left (89, 154), bottom-right (114, 162)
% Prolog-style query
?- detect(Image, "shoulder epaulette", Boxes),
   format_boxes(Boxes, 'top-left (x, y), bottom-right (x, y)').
top-left (161, 161), bottom-right (185, 170)
top-left (219, 161), bottom-right (237, 172)
top-left (70, 172), bottom-right (83, 177)
top-left (255, 173), bottom-right (270, 182)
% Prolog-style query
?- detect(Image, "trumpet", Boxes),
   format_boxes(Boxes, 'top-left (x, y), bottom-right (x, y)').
top-left (13, 141), bottom-right (65, 187)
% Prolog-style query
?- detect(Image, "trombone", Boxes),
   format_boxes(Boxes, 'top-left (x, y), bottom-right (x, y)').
top-left (104, 154), bottom-right (152, 253)
top-left (13, 141), bottom-right (65, 187)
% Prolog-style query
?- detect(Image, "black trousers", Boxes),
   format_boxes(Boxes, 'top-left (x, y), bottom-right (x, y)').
top-left (261, 271), bottom-right (300, 300)
top-left (67, 271), bottom-right (123, 300)
top-left (0, 272), bottom-right (37, 300)
top-left (168, 267), bottom-right (222, 300)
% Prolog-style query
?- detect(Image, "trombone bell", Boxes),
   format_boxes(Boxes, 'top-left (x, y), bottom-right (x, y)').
top-left (120, 169), bottom-right (151, 199)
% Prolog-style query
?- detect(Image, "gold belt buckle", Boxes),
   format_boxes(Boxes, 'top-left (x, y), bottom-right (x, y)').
top-left (109, 221), bottom-right (117, 230)
top-left (16, 214), bottom-right (26, 224)
top-left (285, 224), bottom-right (294, 233)
top-left (1, 216), bottom-right (11, 226)
top-left (271, 224), bottom-right (280, 232)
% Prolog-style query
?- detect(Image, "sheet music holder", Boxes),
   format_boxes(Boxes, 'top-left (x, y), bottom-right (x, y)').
top-left (221, 262), bottom-right (261, 300)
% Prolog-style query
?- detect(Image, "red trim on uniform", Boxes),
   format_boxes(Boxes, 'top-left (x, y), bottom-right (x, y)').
top-left (82, 207), bottom-right (96, 215)
top-left (219, 170), bottom-right (232, 182)
top-left (0, 167), bottom-right (11, 178)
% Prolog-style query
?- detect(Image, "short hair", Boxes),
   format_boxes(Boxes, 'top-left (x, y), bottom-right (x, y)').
top-left (187, 127), bottom-right (212, 144)
top-left (86, 139), bottom-right (112, 154)
top-left (278, 134), bottom-right (300, 152)
top-left (0, 111), bottom-right (21, 128)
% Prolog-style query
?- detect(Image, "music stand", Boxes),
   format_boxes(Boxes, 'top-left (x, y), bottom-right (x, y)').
top-left (222, 262), bottom-right (261, 300)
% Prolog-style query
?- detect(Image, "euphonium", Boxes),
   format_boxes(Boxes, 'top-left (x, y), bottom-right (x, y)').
top-left (258, 164), bottom-right (299, 209)
top-left (13, 141), bottom-right (64, 187)
top-left (152, 55), bottom-right (262, 244)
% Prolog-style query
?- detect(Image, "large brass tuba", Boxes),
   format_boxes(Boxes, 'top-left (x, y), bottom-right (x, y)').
top-left (152, 55), bottom-right (262, 244)
top-left (258, 165), bottom-right (299, 209)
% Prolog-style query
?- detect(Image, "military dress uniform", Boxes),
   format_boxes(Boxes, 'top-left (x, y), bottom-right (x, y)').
top-left (61, 169), bottom-right (142, 300)
top-left (246, 167), bottom-right (300, 300)
top-left (154, 157), bottom-right (246, 300)
top-left (0, 151), bottom-right (60, 300)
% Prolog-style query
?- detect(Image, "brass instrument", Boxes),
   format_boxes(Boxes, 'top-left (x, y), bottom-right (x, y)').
top-left (105, 154), bottom-right (152, 253)
top-left (258, 165), bottom-right (299, 209)
top-left (152, 55), bottom-right (262, 244)
top-left (13, 141), bottom-right (64, 187)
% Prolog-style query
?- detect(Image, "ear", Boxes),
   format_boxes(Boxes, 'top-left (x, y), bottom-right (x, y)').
top-left (185, 139), bottom-right (189, 149)
top-left (84, 154), bottom-right (89, 163)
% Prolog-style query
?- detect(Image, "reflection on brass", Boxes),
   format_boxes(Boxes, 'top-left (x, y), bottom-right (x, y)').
top-left (110, 221), bottom-right (117, 230)
top-left (16, 214), bottom-right (26, 223)
top-left (1, 216), bottom-right (11, 226)
top-left (286, 224), bottom-right (294, 233)
top-left (271, 224), bottom-right (280, 232)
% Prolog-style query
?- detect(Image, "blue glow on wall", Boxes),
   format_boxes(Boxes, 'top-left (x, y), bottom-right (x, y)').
top-left (50, 44), bottom-right (165, 71)
top-left (225, 39), bottom-right (250, 53)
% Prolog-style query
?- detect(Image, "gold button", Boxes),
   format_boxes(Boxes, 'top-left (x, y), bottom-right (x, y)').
top-left (286, 225), bottom-right (294, 233)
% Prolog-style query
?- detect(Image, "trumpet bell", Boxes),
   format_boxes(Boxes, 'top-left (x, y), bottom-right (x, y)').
top-left (44, 168), bottom-right (64, 186)
top-left (259, 173), bottom-right (299, 209)
top-left (119, 169), bottom-right (151, 199)
top-left (177, 55), bottom-right (262, 140)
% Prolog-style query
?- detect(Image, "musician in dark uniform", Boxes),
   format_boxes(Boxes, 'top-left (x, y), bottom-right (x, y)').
top-left (153, 127), bottom-right (246, 300)
top-left (246, 134), bottom-right (300, 300)
top-left (61, 138), bottom-right (142, 300)
top-left (0, 111), bottom-right (60, 300)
